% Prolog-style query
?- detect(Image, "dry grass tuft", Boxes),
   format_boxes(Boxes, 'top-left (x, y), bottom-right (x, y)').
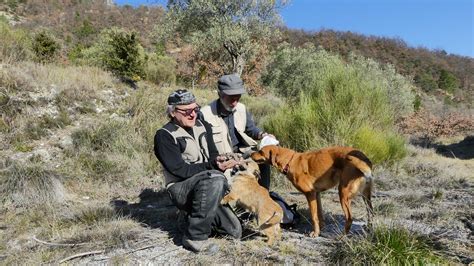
top-left (0, 161), bottom-right (66, 207)
top-left (328, 223), bottom-right (449, 265)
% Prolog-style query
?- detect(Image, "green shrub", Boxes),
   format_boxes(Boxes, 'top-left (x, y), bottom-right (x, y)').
top-left (82, 28), bottom-right (145, 81)
top-left (74, 19), bottom-right (96, 40)
top-left (415, 72), bottom-right (438, 92)
top-left (352, 126), bottom-right (407, 165)
top-left (328, 225), bottom-right (447, 265)
top-left (438, 69), bottom-right (459, 93)
top-left (413, 94), bottom-right (422, 111)
top-left (144, 54), bottom-right (177, 85)
top-left (67, 43), bottom-right (86, 64)
top-left (32, 31), bottom-right (60, 63)
top-left (0, 20), bottom-right (32, 63)
top-left (262, 45), bottom-right (414, 164)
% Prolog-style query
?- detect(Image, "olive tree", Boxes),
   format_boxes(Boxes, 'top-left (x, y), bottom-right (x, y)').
top-left (158, 0), bottom-right (288, 77)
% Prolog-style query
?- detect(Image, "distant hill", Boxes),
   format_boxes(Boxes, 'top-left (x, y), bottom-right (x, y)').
top-left (1, 0), bottom-right (164, 49)
top-left (2, 0), bottom-right (472, 106)
top-left (281, 28), bottom-right (473, 100)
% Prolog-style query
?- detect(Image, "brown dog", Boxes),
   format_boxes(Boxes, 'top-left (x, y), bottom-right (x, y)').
top-left (251, 145), bottom-right (373, 237)
top-left (221, 159), bottom-right (283, 244)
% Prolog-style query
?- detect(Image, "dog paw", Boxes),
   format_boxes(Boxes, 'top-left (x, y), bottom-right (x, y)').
top-left (309, 231), bottom-right (320, 238)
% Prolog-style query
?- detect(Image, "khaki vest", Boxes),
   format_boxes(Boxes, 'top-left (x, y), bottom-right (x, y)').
top-left (201, 100), bottom-right (257, 154)
top-left (159, 120), bottom-right (210, 186)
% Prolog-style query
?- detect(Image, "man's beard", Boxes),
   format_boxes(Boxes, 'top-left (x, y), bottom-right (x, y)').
top-left (220, 98), bottom-right (235, 112)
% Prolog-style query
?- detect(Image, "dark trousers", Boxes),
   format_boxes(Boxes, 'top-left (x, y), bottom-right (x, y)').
top-left (167, 170), bottom-right (242, 240)
top-left (258, 163), bottom-right (271, 190)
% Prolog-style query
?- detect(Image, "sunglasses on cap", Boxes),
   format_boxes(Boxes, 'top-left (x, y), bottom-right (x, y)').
top-left (175, 105), bottom-right (200, 116)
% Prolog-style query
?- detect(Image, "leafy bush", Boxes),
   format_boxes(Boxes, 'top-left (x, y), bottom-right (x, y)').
top-left (144, 53), bottom-right (176, 85)
top-left (0, 19), bottom-right (32, 63)
top-left (438, 69), bottom-right (459, 93)
top-left (262, 45), bottom-right (415, 164)
top-left (82, 27), bottom-right (145, 81)
top-left (328, 225), bottom-right (447, 265)
top-left (415, 72), bottom-right (438, 92)
top-left (32, 31), bottom-right (60, 63)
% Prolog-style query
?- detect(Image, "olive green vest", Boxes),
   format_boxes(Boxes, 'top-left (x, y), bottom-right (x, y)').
top-left (201, 100), bottom-right (257, 154)
top-left (159, 120), bottom-right (210, 186)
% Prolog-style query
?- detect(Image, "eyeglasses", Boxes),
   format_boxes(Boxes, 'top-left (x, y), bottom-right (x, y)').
top-left (175, 106), bottom-right (200, 116)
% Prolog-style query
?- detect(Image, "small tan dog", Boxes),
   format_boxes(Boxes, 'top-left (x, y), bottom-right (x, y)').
top-left (221, 159), bottom-right (283, 244)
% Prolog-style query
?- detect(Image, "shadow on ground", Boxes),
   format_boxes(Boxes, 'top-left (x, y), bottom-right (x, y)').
top-left (111, 188), bottom-right (182, 244)
top-left (287, 207), bottom-right (368, 238)
top-left (411, 135), bottom-right (474, 160)
top-left (111, 188), bottom-right (270, 244)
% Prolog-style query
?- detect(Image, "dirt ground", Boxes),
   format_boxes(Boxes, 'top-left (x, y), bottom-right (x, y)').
top-left (75, 139), bottom-right (474, 264)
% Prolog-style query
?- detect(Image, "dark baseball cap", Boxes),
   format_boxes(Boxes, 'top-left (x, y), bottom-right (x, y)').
top-left (167, 89), bottom-right (196, 105)
top-left (217, 74), bottom-right (246, 95)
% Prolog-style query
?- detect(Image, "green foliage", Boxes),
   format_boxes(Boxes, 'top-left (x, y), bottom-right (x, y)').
top-left (438, 69), bottom-right (459, 93)
top-left (413, 94), bottom-right (422, 111)
top-left (82, 28), bottom-right (145, 81)
top-left (144, 53), bottom-right (176, 85)
top-left (0, 19), bottom-right (32, 63)
top-left (415, 72), bottom-right (438, 92)
top-left (329, 225), bottom-right (447, 265)
top-left (74, 19), bottom-right (96, 39)
top-left (67, 43), bottom-right (86, 63)
top-left (160, 0), bottom-right (287, 75)
top-left (262, 45), bottom-right (413, 164)
top-left (284, 29), bottom-right (473, 93)
top-left (32, 31), bottom-right (60, 63)
top-left (353, 126), bottom-right (407, 165)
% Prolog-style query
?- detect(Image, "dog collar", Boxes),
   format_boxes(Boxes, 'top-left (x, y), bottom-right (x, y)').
top-left (282, 151), bottom-right (296, 175)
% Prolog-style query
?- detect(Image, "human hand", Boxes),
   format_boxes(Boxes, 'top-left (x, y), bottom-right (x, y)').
top-left (217, 159), bottom-right (240, 171)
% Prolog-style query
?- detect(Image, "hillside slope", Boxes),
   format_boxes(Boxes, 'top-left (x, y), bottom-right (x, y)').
top-left (1, 61), bottom-right (473, 264)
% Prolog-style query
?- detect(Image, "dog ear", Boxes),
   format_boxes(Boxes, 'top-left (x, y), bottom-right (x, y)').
top-left (269, 147), bottom-right (277, 166)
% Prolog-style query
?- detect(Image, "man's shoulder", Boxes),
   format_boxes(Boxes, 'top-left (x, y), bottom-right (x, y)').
top-left (235, 102), bottom-right (247, 112)
top-left (201, 100), bottom-right (218, 117)
top-left (156, 122), bottom-right (178, 135)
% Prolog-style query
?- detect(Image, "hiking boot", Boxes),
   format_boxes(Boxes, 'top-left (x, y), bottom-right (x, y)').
top-left (182, 235), bottom-right (219, 254)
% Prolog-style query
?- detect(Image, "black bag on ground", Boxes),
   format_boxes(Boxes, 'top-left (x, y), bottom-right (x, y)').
top-left (269, 191), bottom-right (300, 229)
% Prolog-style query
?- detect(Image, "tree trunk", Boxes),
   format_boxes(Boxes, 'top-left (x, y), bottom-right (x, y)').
top-left (232, 54), bottom-right (245, 77)
top-left (224, 41), bottom-right (245, 77)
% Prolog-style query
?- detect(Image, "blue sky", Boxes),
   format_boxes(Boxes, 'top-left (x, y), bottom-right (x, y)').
top-left (115, 0), bottom-right (473, 57)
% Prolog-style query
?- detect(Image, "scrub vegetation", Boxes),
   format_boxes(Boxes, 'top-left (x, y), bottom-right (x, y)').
top-left (0, 0), bottom-right (472, 264)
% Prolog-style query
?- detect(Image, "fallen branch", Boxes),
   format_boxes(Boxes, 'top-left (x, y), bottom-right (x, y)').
top-left (59, 250), bottom-right (104, 264)
top-left (125, 244), bottom-right (156, 255)
top-left (149, 247), bottom-right (180, 260)
top-left (33, 235), bottom-right (88, 247)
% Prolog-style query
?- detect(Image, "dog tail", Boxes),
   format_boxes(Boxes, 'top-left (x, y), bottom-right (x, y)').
top-left (346, 150), bottom-right (373, 180)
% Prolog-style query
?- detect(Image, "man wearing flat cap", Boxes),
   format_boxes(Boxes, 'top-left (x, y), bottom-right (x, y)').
top-left (154, 89), bottom-right (242, 253)
top-left (201, 74), bottom-right (276, 190)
